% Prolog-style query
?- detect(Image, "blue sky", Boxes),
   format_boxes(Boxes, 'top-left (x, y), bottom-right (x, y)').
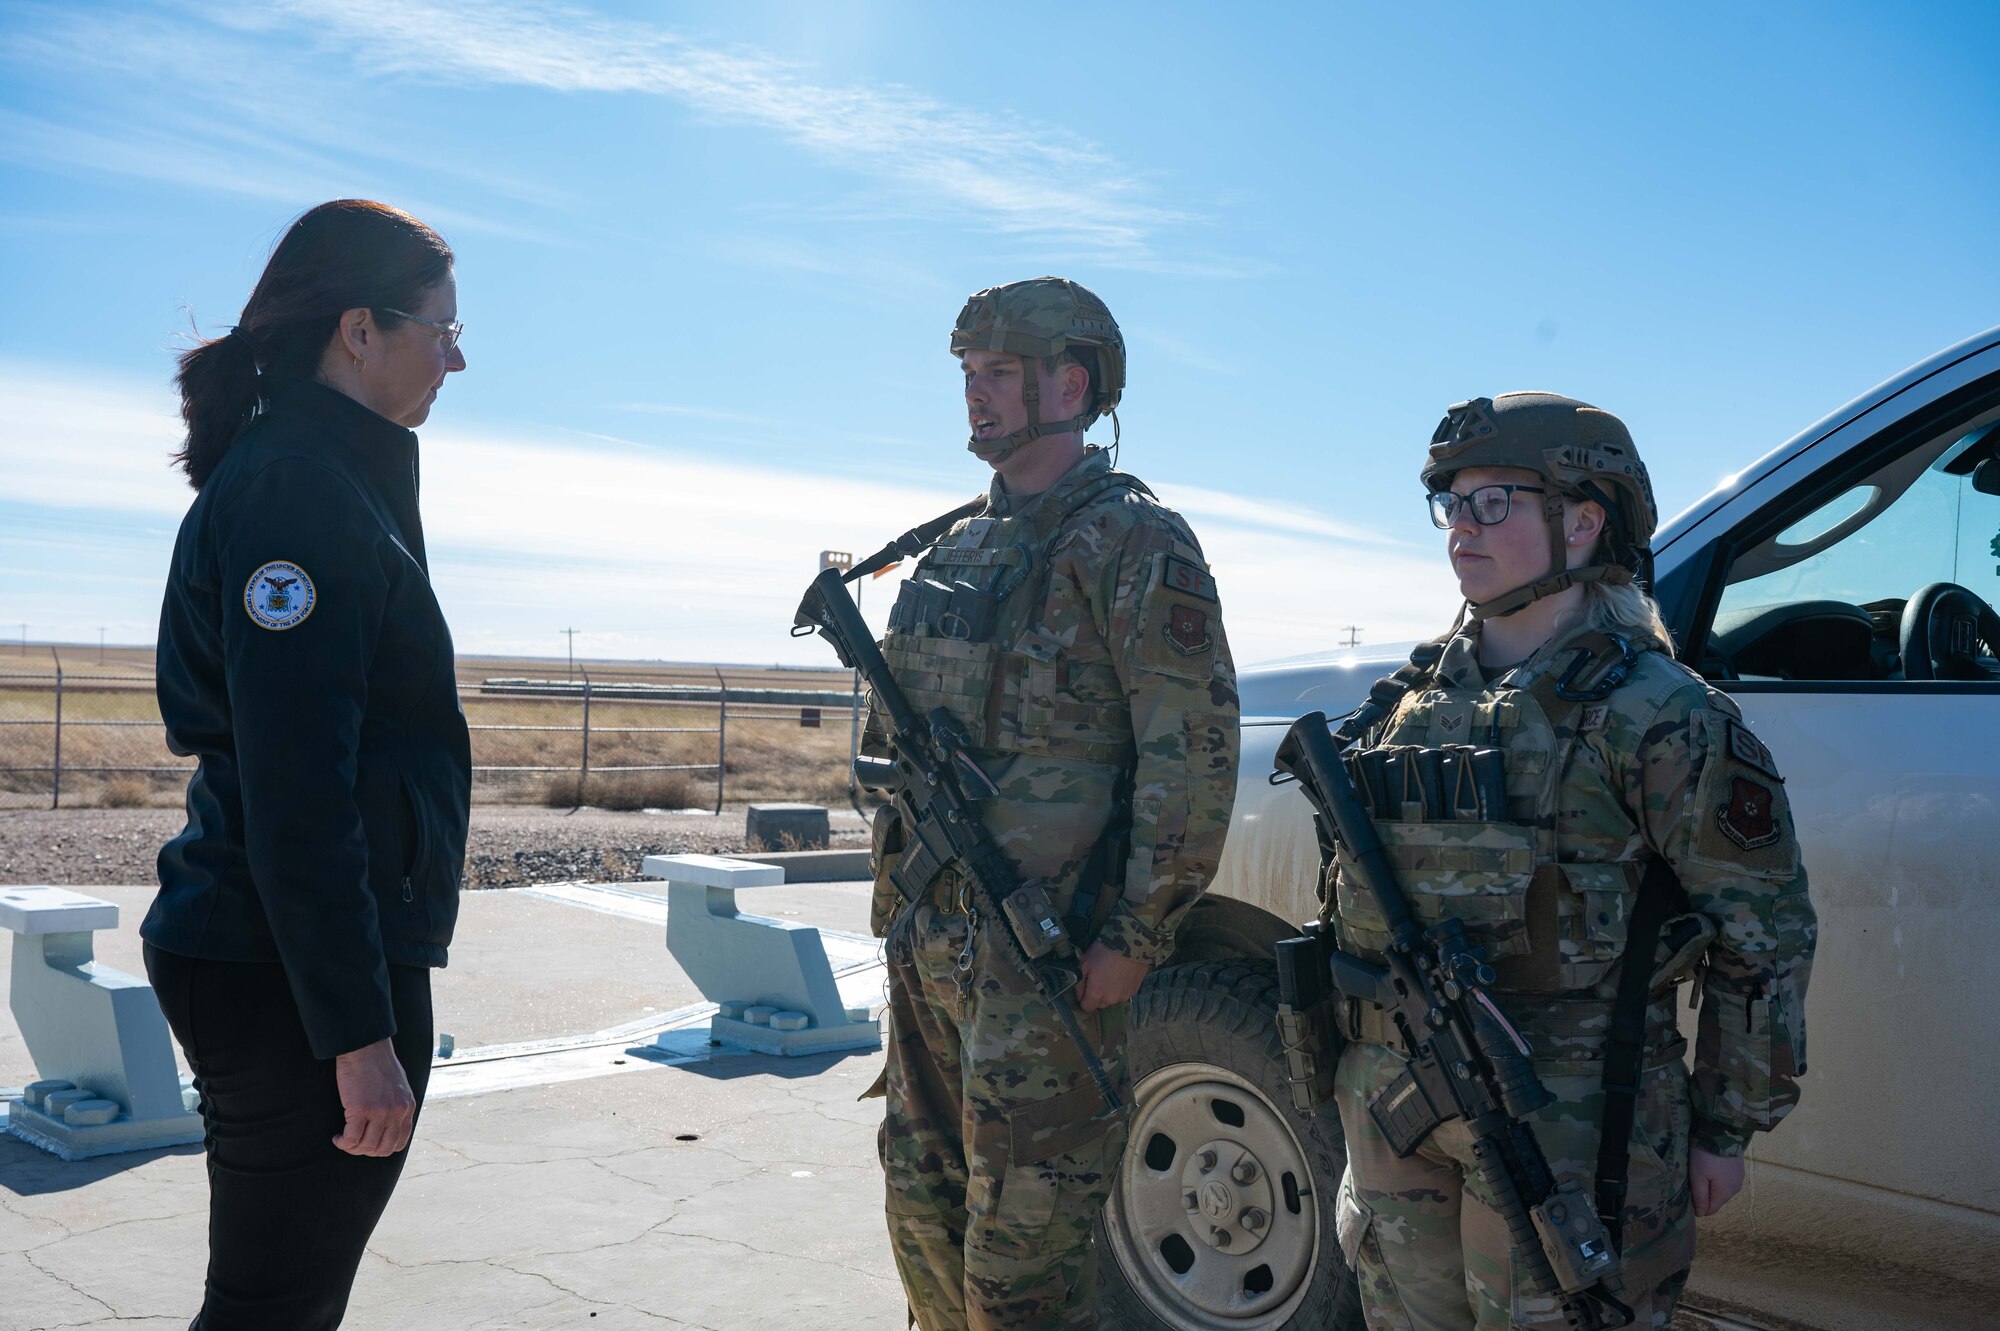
top-left (3, 0), bottom-right (1997, 665)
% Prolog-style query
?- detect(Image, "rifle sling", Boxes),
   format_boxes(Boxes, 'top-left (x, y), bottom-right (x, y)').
top-left (1594, 856), bottom-right (1688, 1246)
top-left (851, 497), bottom-right (988, 581)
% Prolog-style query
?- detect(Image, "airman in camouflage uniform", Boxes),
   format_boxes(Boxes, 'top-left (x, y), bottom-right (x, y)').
top-left (1328, 393), bottom-right (1816, 1330)
top-left (867, 278), bottom-right (1241, 1329)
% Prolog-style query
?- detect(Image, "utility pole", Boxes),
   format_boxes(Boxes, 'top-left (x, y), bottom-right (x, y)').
top-left (98, 627), bottom-right (107, 664)
top-left (18, 623), bottom-right (24, 656)
top-left (561, 627), bottom-right (579, 678)
top-left (1340, 625), bottom-right (1362, 649)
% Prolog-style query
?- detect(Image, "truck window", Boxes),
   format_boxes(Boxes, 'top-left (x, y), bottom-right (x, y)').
top-left (1708, 417), bottom-right (2000, 682)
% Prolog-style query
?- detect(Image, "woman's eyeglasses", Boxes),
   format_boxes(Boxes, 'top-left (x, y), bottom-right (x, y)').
top-left (382, 308), bottom-right (464, 351)
top-left (1427, 484), bottom-right (1546, 529)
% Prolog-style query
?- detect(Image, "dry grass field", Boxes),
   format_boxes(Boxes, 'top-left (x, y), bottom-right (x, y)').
top-left (0, 646), bottom-right (870, 811)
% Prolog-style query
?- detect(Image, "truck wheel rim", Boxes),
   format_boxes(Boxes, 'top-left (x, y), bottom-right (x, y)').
top-left (1103, 1062), bottom-right (1320, 1327)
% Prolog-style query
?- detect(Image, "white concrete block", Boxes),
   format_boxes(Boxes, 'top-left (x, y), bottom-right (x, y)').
top-left (0, 886), bottom-right (118, 935)
top-left (640, 853), bottom-right (784, 888)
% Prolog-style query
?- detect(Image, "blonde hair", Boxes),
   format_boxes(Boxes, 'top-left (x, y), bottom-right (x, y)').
top-left (1575, 579), bottom-right (1675, 655)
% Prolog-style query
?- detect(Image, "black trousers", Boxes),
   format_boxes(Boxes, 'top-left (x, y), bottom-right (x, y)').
top-left (144, 944), bottom-right (434, 1331)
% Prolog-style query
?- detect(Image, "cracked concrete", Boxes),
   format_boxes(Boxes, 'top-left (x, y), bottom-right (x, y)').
top-left (1, 880), bottom-right (903, 1330)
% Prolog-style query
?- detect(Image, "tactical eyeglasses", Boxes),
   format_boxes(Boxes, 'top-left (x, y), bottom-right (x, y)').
top-left (382, 308), bottom-right (464, 351)
top-left (1428, 484), bottom-right (1546, 529)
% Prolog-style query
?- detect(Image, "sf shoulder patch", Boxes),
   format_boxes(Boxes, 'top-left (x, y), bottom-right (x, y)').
top-left (244, 560), bottom-right (316, 631)
top-left (1685, 708), bottom-right (1798, 879)
top-left (1725, 717), bottom-right (1781, 779)
top-left (1162, 554), bottom-right (1217, 601)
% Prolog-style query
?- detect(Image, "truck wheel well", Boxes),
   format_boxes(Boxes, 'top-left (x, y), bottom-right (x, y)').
top-left (1164, 894), bottom-right (1300, 966)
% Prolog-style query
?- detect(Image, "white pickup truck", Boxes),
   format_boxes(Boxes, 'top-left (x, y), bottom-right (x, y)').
top-left (1094, 328), bottom-right (2000, 1331)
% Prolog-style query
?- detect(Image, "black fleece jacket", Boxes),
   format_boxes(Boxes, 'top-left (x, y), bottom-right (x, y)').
top-left (145, 377), bottom-right (471, 1059)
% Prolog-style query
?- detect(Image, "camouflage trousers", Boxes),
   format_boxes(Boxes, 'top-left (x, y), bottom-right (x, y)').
top-left (881, 901), bottom-right (1131, 1331)
top-left (1334, 1040), bottom-right (1695, 1331)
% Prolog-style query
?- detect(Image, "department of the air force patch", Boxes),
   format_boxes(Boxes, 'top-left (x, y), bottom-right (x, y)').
top-left (244, 561), bottom-right (315, 631)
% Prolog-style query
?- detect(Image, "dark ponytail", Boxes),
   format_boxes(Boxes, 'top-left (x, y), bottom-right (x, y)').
top-left (174, 200), bottom-right (454, 489)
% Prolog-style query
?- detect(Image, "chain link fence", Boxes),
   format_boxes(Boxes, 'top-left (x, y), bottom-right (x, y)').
top-left (0, 648), bottom-right (866, 811)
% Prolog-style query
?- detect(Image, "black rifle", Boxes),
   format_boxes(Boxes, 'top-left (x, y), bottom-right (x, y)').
top-left (1272, 709), bottom-right (1633, 1331)
top-left (793, 543), bottom-right (1124, 1119)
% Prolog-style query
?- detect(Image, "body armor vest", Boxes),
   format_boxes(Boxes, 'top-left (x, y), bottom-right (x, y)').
top-left (879, 467), bottom-right (1148, 771)
top-left (1331, 632), bottom-right (1666, 997)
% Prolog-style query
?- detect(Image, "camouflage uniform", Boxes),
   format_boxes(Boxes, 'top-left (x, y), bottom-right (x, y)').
top-left (1329, 394), bottom-right (1816, 1330)
top-left (871, 445), bottom-right (1241, 1329)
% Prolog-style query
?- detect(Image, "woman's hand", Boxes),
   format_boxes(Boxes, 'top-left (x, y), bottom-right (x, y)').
top-left (1076, 942), bottom-right (1150, 1012)
top-left (1689, 1147), bottom-right (1746, 1217)
top-left (331, 1038), bottom-right (416, 1157)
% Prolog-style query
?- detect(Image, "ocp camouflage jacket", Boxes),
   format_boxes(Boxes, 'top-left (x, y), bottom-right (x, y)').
top-left (868, 448), bottom-right (1241, 967)
top-left (1339, 622), bottom-right (1816, 1156)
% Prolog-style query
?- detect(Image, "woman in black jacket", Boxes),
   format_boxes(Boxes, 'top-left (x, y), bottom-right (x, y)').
top-left (144, 199), bottom-right (471, 1330)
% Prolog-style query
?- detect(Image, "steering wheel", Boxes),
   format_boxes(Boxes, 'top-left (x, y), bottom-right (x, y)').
top-left (1899, 582), bottom-right (2000, 681)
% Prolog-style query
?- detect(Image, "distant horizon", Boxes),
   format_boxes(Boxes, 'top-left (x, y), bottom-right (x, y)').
top-left (0, 639), bottom-right (858, 673)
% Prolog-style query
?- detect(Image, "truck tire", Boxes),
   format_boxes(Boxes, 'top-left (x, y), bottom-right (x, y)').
top-left (1095, 960), bottom-right (1361, 1331)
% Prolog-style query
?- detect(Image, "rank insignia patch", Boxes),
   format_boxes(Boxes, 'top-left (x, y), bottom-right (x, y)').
top-left (1716, 775), bottom-right (1781, 850)
top-left (244, 561), bottom-right (316, 631)
top-left (1166, 603), bottom-right (1212, 655)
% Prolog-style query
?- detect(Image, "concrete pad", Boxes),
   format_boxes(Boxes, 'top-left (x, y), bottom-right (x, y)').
top-left (1, 876), bottom-right (903, 1328)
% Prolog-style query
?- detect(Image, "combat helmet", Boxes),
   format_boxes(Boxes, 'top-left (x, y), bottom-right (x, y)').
top-left (951, 277), bottom-right (1125, 463)
top-left (1423, 392), bottom-right (1659, 621)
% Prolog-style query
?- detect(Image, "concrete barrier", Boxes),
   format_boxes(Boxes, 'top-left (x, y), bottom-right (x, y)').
top-left (745, 803), bottom-right (831, 851)
top-left (2, 885), bottom-right (202, 1159)
top-left (646, 854), bottom-right (881, 1057)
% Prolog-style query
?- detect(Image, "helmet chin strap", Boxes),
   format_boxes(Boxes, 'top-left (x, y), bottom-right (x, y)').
top-left (965, 355), bottom-right (1093, 463)
top-left (1466, 564), bottom-right (1632, 622)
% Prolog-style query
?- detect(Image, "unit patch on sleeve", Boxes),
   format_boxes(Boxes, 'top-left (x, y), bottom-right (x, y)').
top-left (244, 561), bottom-right (316, 631)
top-left (1716, 775), bottom-right (1781, 850)
top-left (1167, 604), bottom-right (1213, 655)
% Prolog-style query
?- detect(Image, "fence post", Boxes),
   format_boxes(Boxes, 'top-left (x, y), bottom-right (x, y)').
top-left (713, 667), bottom-right (727, 815)
top-left (50, 646), bottom-right (64, 810)
top-left (578, 662), bottom-right (592, 801)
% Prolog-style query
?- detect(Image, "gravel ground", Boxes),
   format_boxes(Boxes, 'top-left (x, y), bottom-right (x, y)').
top-left (0, 804), bottom-right (869, 888)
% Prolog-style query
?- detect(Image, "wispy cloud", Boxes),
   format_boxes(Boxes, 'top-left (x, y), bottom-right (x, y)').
top-left (1, 359), bottom-right (1458, 660)
top-left (236, 0), bottom-right (1205, 266)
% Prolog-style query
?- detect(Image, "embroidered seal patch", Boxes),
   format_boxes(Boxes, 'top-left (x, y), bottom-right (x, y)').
top-left (1166, 604), bottom-right (1212, 655)
top-left (1716, 775), bottom-right (1780, 850)
top-left (244, 561), bottom-right (315, 631)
